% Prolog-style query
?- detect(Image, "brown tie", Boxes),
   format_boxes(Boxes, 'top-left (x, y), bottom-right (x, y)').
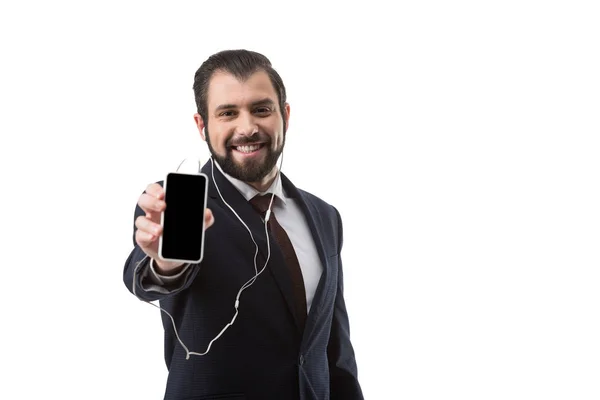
top-left (250, 194), bottom-right (307, 330)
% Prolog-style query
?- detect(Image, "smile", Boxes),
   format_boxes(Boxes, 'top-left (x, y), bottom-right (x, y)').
top-left (233, 144), bottom-right (265, 154)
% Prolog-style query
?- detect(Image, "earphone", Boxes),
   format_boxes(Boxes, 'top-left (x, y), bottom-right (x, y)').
top-left (132, 153), bottom-right (283, 359)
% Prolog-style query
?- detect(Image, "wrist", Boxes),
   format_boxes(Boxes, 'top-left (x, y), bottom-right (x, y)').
top-left (152, 258), bottom-right (185, 276)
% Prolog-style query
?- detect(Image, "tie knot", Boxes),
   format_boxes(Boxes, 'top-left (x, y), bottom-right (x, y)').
top-left (250, 194), bottom-right (274, 214)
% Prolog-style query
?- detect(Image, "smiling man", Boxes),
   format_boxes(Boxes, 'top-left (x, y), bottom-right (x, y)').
top-left (197, 69), bottom-right (287, 190)
top-left (123, 49), bottom-right (364, 400)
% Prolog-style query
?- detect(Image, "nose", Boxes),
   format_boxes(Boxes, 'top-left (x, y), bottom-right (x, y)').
top-left (235, 110), bottom-right (258, 136)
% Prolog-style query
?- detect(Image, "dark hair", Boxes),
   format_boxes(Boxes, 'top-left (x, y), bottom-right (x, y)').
top-left (193, 49), bottom-right (287, 131)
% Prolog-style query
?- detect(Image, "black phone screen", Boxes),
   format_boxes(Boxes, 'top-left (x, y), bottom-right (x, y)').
top-left (160, 172), bottom-right (208, 262)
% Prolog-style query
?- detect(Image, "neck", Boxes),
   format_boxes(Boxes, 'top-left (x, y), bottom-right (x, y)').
top-left (247, 168), bottom-right (279, 192)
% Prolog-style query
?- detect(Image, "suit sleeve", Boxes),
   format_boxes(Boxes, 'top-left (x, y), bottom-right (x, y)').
top-left (122, 191), bottom-right (201, 302)
top-left (327, 208), bottom-right (364, 399)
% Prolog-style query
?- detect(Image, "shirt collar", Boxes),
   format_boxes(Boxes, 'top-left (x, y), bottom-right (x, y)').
top-left (214, 160), bottom-right (287, 205)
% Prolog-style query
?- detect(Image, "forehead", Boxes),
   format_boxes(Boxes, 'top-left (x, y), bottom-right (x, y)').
top-left (207, 70), bottom-right (278, 109)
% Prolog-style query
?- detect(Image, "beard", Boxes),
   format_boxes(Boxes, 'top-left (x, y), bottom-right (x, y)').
top-left (205, 129), bottom-right (285, 183)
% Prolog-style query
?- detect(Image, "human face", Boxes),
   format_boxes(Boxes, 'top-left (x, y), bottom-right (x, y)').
top-left (194, 70), bottom-right (290, 191)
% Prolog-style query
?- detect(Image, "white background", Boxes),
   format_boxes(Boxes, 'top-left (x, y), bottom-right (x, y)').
top-left (1, 1), bottom-right (599, 399)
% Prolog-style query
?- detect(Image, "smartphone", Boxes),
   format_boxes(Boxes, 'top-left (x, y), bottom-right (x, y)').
top-left (158, 172), bottom-right (209, 264)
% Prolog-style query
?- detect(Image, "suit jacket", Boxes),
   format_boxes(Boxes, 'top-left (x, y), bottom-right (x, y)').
top-left (123, 161), bottom-right (363, 400)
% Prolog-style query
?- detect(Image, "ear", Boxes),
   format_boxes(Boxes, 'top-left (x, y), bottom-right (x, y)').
top-left (194, 113), bottom-right (206, 141)
top-left (283, 103), bottom-right (291, 133)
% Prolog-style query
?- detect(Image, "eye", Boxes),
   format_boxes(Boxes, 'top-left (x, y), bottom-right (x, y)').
top-left (254, 107), bottom-right (272, 115)
top-left (219, 110), bottom-right (236, 117)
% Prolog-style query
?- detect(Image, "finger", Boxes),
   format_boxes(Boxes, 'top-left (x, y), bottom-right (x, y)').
top-left (135, 228), bottom-right (158, 248)
top-left (145, 183), bottom-right (165, 200)
top-left (138, 192), bottom-right (166, 215)
top-left (204, 208), bottom-right (214, 229)
top-left (135, 215), bottom-right (163, 237)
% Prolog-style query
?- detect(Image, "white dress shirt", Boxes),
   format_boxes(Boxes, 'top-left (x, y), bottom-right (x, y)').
top-left (149, 161), bottom-right (323, 312)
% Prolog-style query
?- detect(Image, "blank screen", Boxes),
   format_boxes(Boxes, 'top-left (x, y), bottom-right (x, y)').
top-left (161, 172), bottom-right (207, 262)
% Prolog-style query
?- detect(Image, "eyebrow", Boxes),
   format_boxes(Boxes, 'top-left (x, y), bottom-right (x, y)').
top-left (251, 98), bottom-right (276, 108)
top-left (214, 98), bottom-right (276, 113)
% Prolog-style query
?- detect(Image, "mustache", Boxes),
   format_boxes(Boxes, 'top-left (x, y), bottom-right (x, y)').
top-left (227, 132), bottom-right (270, 147)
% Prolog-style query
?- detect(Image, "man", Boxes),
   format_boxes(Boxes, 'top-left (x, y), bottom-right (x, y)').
top-left (123, 49), bottom-right (363, 400)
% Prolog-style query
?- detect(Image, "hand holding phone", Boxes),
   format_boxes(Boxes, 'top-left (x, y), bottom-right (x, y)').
top-left (134, 174), bottom-right (213, 274)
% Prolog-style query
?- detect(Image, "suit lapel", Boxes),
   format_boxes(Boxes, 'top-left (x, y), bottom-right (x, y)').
top-left (203, 161), bottom-right (302, 333)
top-left (280, 174), bottom-right (330, 335)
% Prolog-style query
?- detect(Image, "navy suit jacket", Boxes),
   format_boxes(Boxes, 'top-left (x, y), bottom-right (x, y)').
top-left (123, 161), bottom-right (363, 400)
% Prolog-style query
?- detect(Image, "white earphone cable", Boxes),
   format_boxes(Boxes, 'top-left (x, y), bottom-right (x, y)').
top-left (132, 153), bottom-right (283, 359)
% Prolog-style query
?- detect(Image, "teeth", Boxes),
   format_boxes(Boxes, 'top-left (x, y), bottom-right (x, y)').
top-left (236, 144), bottom-right (261, 153)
